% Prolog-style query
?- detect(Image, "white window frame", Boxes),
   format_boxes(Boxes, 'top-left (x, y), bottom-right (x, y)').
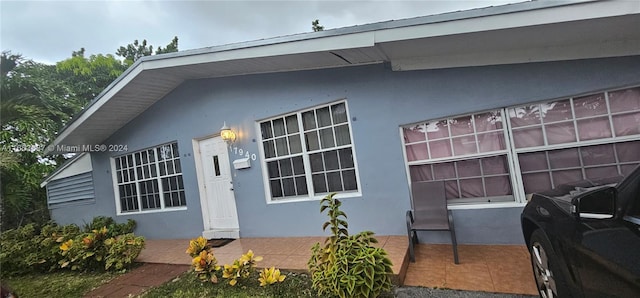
top-left (507, 85), bottom-right (640, 196)
top-left (401, 85), bottom-right (640, 209)
top-left (257, 100), bottom-right (362, 204)
top-left (401, 108), bottom-right (524, 207)
top-left (111, 142), bottom-right (187, 215)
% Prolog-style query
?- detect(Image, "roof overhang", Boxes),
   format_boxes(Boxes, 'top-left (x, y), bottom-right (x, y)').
top-left (45, 0), bottom-right (640, 154)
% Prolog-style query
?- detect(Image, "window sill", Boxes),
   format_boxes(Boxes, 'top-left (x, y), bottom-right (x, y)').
top-left (116, 206), bottom-right (187, 216)
top-left (266, 192), bottom-right (362, 205)
top-left (448, 201), bottom-right (526, 210)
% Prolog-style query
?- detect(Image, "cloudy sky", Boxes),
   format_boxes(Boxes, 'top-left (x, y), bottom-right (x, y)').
top-left (2, 0), bottom-right (521, 64)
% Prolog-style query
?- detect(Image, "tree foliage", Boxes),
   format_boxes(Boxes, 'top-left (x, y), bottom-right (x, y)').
top-left (116, 36), bottom-right (179, 66)
top-left (1, 36), bottom-right (180, 231)
top-left (56, 48), bottom-right (126, 101)
top-left (1, 52), bottom-right (75, 230)
top-left (156, 36), bottom-right (179, 55)
top-left (312, 19), bottom-right (324, 32)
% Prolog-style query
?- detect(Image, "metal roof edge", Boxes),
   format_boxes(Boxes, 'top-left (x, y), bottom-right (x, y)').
top-left (45, 0), bottom-right (605, 155)
top-left (140, 0), bottom-right (597, 63)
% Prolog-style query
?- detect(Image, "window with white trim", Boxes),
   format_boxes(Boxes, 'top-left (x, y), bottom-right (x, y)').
top-left (113, 142), bottom-right (186, 213)
top-left (509, 87), bottom-right (640, 195)
top-left (404, 110), bottom-right (515, 203)
top-left (260, 101), bottom-right (359, 201)
top-left (403, 86), bottom-right (640, 205)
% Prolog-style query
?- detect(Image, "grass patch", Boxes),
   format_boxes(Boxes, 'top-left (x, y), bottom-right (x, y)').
top-left (2, 270), bottom-right (119, 298)
top-left (141, 270), bottom-right (315, 298)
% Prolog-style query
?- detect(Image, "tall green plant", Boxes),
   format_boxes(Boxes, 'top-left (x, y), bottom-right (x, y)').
top-left (308, 193), bottom-right (393, 298)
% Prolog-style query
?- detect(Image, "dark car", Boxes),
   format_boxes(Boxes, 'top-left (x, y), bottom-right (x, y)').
top-left (521, 165), bottom-right (640, 298)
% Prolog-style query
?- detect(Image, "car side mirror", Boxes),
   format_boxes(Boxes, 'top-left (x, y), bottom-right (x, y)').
top-left (572, 186), bottom-right (616, 220)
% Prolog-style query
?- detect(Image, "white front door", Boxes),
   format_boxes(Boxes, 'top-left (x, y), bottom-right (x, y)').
top-left (196, 136), bottom-right (240, 239)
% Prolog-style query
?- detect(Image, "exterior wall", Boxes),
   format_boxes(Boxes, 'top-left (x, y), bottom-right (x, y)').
top-left (46, 154), bottom-right (95, 209)
top-left (51, 56), bottom-right (640, 243)
top-left (47, 172), bottom-right (95, 208)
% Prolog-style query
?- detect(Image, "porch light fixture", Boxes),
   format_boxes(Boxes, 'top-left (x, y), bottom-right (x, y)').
top-left (220, 122), bottom-right (236, 144)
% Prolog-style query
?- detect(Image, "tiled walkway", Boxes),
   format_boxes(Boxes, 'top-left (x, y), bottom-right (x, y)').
top-left (137, 236), bottom-right (408, 278)
top-left (404, 243), bottom-right (538, 296)
top-left (135, 237), bottom-right (537, 296)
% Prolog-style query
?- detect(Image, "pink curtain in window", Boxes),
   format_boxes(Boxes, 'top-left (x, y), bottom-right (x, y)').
top-left (609, 87), bottom-right (640, 113)
top-left (409, 156), bottom-right (512, 200)
top-left (409, 165), bottom-right (433, 182)
top-left (404, 126), bottom-right (427, 162)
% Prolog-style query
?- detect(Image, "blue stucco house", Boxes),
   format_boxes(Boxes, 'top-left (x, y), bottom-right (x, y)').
top-left (42, 0), bottom-right (640, 244)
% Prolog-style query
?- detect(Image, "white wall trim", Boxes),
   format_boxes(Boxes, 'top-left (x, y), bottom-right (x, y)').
top-left (448, 202), bottom-right (526, 210)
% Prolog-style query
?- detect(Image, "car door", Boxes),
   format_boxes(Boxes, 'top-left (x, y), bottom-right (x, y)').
top-left (573, 168), bottom-right (640, 297)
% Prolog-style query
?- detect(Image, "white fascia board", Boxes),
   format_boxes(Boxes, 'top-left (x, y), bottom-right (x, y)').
top-left (40, 153), bottom-right (91, 187)
top-left (392, 38), bottom-right (640, 71)
top-left (374, 0), bottom-right (639, 43)
top-left (46, 66), bottom-right (144, 153)
top-left (143, 32), bottom-right (376, 70)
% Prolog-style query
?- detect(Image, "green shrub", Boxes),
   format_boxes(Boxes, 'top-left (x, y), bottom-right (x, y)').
top-left (84, 216), bottom-right (136, 237)
top-left (0, 222), bottom-right (80, 276)
top-left (0, 217), bottom-right (144, 277)
top-left (59, 226), bottom-right (145, 272)
top-left (0, 223), bottom-right (40, 276)
top-left (36, 223), bottom-right (81, 271)
top-left (308, 193), bottom-right (393, 298)
top-left (104, 233), bottom-right (145, 270)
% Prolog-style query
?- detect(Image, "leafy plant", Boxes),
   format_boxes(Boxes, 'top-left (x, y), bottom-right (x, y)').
top-left (192, 249), bottom-right (220, 283)
top-left (308, 193), bottom-right (393, 298)
top-left (58, 225), bottom-right (145, 272)
top-left (185, 236), bottom-right (220, 283)
top-left (37, 223), bottom-right (81, 271)
top-left (259, 267), bottom-right (287, 287)
top-left (0, 222), bottom-right (81, 276)
top-left (222, 250), bottom-right (263, 286)
top-left (185, 237), bottom-right (287, 289)
top-left (0, 217), bottom-right (143, 277)
top-left (83, 216), bottom-right (136, 237)
top-left (186, 236), bottom-right (209, 258)
top-left (0, 223), bottom-right (40, 276)
top-left (104, 233), bottom-right (145, 270)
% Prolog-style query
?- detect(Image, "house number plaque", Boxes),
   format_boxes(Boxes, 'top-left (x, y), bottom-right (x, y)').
top-left (229, 146), bottom-right (257, 161)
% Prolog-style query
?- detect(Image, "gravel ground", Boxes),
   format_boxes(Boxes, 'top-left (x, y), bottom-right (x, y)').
top-left (394, 287), bottom-right (537, 298)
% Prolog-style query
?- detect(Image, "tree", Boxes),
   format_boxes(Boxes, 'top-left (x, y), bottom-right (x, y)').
top-left (56, 49), bottom-right (126, 103)
top-left (0, 52), bottom-right (73, 229)
top-left (1, 36), bottom-right (180, 230)
top-left (312, 19), bottom-right (324, 32)
top-left (156, 36), bottom-right (179, 55)
top-left (116, 40), bottom-right (152, 66)
top-left (116, 36), bottom-right (179, 66)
